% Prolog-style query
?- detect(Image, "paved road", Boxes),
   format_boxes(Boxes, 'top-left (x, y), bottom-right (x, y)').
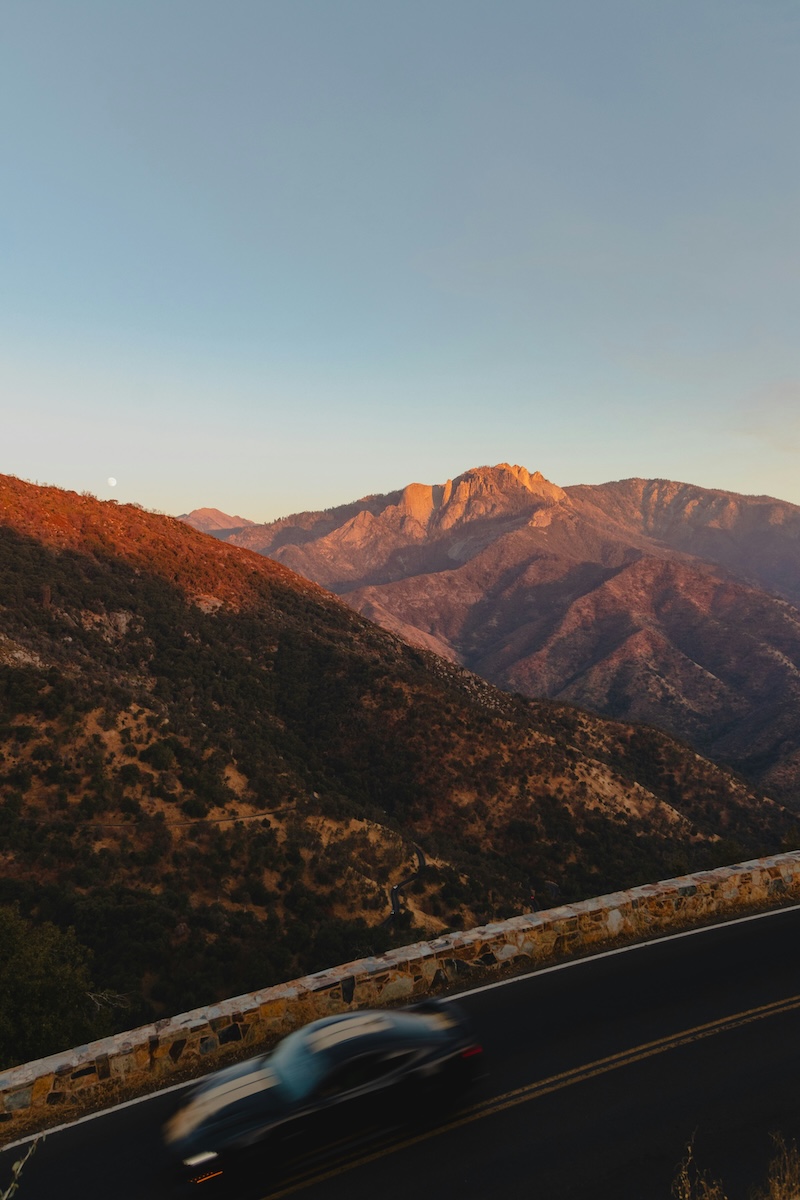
top-left (5, 907), bottom-right (800, 1199)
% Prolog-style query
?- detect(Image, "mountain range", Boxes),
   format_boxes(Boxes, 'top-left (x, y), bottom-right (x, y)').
top-left (187, 464), bottom-right (800, 805)
top-left (1, 471), bottom-right (793, 1062)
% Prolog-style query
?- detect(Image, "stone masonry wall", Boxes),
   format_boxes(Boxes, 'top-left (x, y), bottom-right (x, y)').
top-left (2, 851), bottom-right (799, 1143)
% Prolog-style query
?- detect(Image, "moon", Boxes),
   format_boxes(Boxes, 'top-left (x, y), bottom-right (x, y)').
top-left (107, 477), bottom-right (117, 487)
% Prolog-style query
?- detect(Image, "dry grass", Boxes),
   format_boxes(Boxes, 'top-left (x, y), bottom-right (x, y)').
top-left (673, 1140), bottom-right (729, 1200)
top-left (673, 1136), bottom-right (800, 1200)
top-left (751, 1136), bottom-right (800, 1200)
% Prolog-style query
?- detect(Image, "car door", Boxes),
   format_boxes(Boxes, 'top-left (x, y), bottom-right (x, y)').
top-left (290, 1049), bottom-right (419, 1165)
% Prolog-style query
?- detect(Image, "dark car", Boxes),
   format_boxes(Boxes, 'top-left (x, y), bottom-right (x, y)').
top-left (163, 1000), bottom-right (483, 1187)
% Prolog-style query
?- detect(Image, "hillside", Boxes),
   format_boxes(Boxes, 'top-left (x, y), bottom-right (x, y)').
top-left (0, 473), bottom-right (794, 1065)
top-left (206, 465), bottom-right (800, 803)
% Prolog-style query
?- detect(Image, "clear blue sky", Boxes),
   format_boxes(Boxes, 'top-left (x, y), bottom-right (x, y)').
top-left (2, 1), bottom-right (798, 519)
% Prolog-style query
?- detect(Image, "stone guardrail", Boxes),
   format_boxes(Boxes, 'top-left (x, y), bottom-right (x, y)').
top-left (2, 850), bottom-right (800, 1143)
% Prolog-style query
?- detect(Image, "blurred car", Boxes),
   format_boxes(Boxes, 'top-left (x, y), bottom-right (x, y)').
top-left (163, 999), bottom-right (483, 1187)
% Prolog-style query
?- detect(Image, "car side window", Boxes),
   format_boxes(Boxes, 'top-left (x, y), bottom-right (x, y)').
top-left (316, 1051), bottom-right (416, 1099)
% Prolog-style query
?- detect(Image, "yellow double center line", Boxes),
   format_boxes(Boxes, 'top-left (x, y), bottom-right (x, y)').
top-left (266, 991), bottom-right (800, 1198)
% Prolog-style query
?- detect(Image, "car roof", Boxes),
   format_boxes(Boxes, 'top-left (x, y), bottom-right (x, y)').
top-left (296, 1007), bottom-right (456, 1063)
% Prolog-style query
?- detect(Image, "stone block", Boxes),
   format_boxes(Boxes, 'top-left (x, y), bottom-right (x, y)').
top-left (110, 1053), bottom-right (137, 1079)
top-left (218, 1024), bottom-right (242, 1045)
top-left (495, 942), bottom-right (521, 962)
top-left (417, 957), bottom-right (441, 984)
top-left (5, 1087), bottom-right (33, 1113)
top-left (258, 998), bottom-right (288, 1024)
top-left (31, 1074), bottom-right (54, 1103)
top-left (605, 908), bottom-right (624, 936)
top-left (168, 1039), bottom-right (187, 1064)
top-left (379, 976), bottom-right (414, 1003)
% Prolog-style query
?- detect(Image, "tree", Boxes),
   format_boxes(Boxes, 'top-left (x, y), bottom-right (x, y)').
top-left (0, 906), bottom-right (96, 1070)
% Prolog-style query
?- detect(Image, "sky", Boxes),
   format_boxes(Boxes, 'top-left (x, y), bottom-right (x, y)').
top-left (2, 0), bottom-right (799, 521)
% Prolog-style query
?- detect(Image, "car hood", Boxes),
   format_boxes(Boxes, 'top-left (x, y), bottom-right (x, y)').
top-left (164, 1060), bottom-right (286, 1154)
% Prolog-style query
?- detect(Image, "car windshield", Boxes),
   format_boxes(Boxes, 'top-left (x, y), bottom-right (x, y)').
top-left (269, 1028), bottom-right (327, 1103)
top-left (268, 1010), bottom-right (452, 1103)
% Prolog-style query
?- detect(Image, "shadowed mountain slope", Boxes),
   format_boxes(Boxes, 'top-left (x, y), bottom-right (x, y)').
top-left (204, 465), bottom-right (800, 804)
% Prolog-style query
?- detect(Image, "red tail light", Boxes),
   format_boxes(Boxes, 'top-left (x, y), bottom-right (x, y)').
top-left (460, 1045), bottom-right (483, 1058)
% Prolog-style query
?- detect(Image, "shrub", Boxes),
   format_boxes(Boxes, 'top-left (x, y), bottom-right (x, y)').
top-left (0, 906), bottom-right (97, 1069)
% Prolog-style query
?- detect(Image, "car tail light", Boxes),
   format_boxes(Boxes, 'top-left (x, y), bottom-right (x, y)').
top-left (460, 1045), bottom-right (483, 1058)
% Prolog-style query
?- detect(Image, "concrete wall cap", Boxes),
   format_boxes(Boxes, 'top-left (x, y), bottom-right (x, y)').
top-left (539, 904), bottom-right (576, 920)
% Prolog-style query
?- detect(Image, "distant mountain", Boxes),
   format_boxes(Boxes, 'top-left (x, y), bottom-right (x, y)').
top-left (0, 472), bottom-right (791, 1060)
top-left (178, 506), bottom-right (254, 532)
top-left (212, 465), bottom-right (800, 804)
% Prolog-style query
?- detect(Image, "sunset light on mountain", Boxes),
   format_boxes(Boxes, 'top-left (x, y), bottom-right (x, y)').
top-left (2, 4), bottom-right (800, 1196)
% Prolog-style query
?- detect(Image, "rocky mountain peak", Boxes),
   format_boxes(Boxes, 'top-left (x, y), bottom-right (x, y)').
top-left (433, 464), bottom-right (566, 532)
top-left (362, 465), bottom-right (566, 537)
top-left (394, 482), bottom-right (448, 526)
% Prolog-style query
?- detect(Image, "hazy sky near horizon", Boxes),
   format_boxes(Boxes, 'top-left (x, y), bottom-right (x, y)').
top-left (2, 0), bottom-right (799, 520)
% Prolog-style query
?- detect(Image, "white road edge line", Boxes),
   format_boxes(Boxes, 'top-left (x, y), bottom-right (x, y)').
top-left (444, 901), bottom-right (800, 1002)
top-left (0, 1076), bottom-right (194, 1154)
top-left (3, 901), bottom-right (799, 1155)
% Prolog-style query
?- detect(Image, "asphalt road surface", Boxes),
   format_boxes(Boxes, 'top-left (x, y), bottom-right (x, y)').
top-left (5, 906), bottom-right (800, 1200)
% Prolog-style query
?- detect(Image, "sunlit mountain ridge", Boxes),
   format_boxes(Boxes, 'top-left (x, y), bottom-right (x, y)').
top-left (192, 465), bottom-right (800, 804)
